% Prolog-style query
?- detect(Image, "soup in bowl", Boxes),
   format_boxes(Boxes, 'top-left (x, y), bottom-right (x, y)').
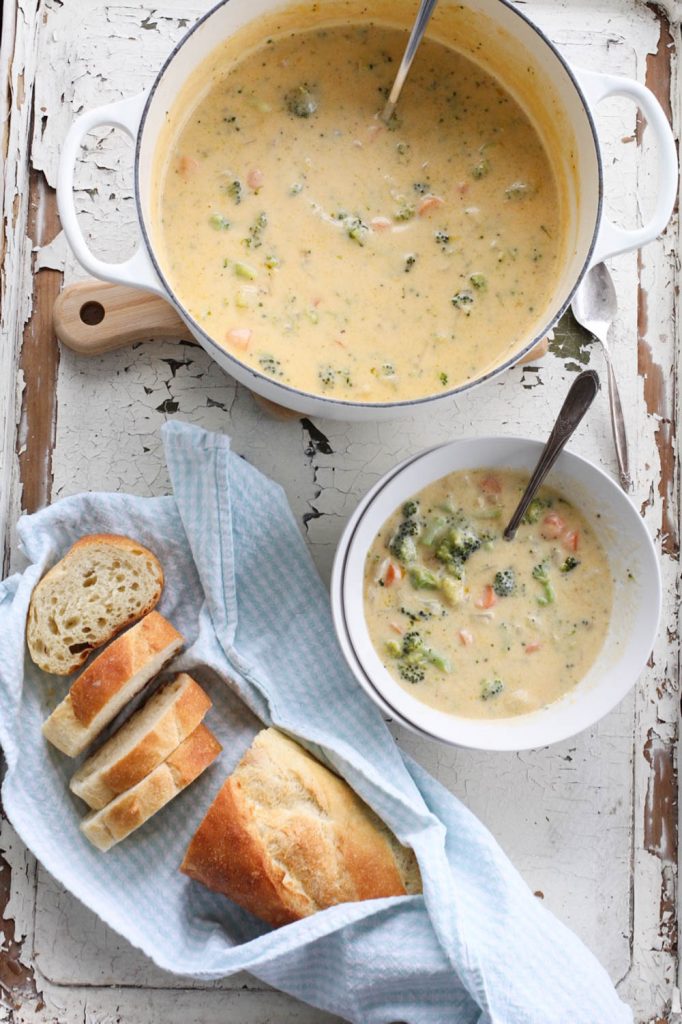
top-left (331, 437), bottom-right (661, 749)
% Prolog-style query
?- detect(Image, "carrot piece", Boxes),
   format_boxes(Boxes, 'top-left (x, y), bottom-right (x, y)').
top-left (177, 155), bottom-right (199, 179)
top-left (525, 640), bottom-right (542, 654)
top-left (417, 194), bottom-right (445, 216)
top-left (479, 475), bottom-right (502, 496)
top-left (390, 621), bottom-right (404, 635)
top-left (370, 216), bottom-right (392, 232)
top-left (226, 327), bottom-right (252, 350)
top-left (247, 168), bottom-right (265, 189)
top-left (459, 629), bottom-right (474, 646)
top-left (384, 561), bottom-right (403, 587)
top-left (475, 585), bottom-right (497, 609)
top-left (541, 512), bottom-right (566, 540)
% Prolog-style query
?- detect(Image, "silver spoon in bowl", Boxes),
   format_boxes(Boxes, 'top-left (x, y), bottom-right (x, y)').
top-left (571, 262), bottom-right (631, 492)
top-left (381, 0), bottom-right (439, 123)
top-left (504, 370), bottom-right (600, 541)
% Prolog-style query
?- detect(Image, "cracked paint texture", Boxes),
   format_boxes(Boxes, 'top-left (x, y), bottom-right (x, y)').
top-left (0, 0), bottom-right (679, 1021)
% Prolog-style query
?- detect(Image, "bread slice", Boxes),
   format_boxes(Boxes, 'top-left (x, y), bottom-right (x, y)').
top-left (27, 534), bottom-right (164, 675)
top-left (42, 612), bottom-right (184, 758)
top-left (70, 674), bottom-right (212, 810)
top-left (181, 728), bottom-right (422, 927)
top-left (81, 724), bottom-right (222, 852)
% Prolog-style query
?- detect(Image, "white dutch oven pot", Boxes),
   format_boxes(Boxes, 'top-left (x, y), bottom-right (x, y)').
top-left (57, 0), bottom-right (678, 421)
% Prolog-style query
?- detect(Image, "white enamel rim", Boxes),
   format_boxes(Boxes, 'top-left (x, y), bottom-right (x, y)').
top-left (56, 0), bottom-right (678, 421)
top-left (330, 437), bottom-right (662, 751)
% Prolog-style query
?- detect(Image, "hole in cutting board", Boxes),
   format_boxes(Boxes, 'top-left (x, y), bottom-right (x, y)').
top-left (80, 301), bottom-right (105, 326)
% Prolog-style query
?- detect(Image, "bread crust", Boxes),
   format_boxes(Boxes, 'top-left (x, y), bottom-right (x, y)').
top-left (81, 724), bottom-right (222, 851)
top-left (180, 728), bottom-right (420, 926)
top-left (42, 612), bottom-right (184, 757)
top-left (70, 612), bottom-right (182, 726)
top-left (27, 534), bottom-right (164, 675)
top-left (70, 674), bottom-right (212, 809)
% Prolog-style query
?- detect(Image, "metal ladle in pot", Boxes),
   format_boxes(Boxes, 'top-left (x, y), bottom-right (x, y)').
top-left (504, 370), bottom-right (601, 541)
top-left (381, 0), bottom-right (439, 123)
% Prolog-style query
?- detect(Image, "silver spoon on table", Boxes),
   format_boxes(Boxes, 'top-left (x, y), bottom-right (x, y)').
top-left (504, 370), bottom-right (601, 541)
top-left (571, 262), bottom-right (631, 492)
top-left (381, 0), bottom-right (439, 123)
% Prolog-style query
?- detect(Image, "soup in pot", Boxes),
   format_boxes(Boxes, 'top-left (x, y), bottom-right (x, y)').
top-left (363, 469), bottom-right (613, 718)
top-left (154, 15), bottom-right (563, 403)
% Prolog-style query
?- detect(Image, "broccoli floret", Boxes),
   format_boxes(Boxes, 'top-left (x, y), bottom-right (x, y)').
top-left (435, 523), bottom-right (481, 574)
top-left (389, 532), bottom-right (417, 565)
top-left (522, 496), bottom-right (552, 524)
top-left (493, 568), bottom-right (516, 597)
top-left (285, 84), bottom-right (318, 117)
top-left (409, 566), bottom-right (440, 590)
top-left (451, 290), bottom-right (474, 311)
top-left (258, 355), bottom-right (282, 377)
top-left (399, 606), bottom-right (434, 622)
top-left (388, 515), bottom-right (420, 564)
top-left (225, 179), bottom-right (243, 204)
top-left (402, 500), bottom-right (419, 518)
top-left (243, 212), bottom-right (268, 249)
top-left (401, 631), bottom-right (423, 655)
top-left (399, 662), bottom-right (426, 684)
top-left (421, 515), bottom-right (448, 547)
top-left (532, 562), bottom-right (555, 605)
top-left (481, 678), bottom-right (504, 700)
top-left (472, 158), bottom-right (490, 179)
top-left (560, 556), bottom-right (580, 573)
top-left (335, 213), bottom-right (369, 246)
top-left (425, 649), bottom-right (450, 672)
top-left (386, 629), bottom-right (448, 681)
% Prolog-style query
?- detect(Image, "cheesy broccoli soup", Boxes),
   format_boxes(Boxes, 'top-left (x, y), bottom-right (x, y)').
top-left (155, 17), bottom-right (563, 403)
top-left (363, 469), bottom-right (613, 718)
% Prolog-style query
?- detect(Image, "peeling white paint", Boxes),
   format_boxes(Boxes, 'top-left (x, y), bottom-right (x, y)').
top-left (0, 1), bottom-right (679, 1021)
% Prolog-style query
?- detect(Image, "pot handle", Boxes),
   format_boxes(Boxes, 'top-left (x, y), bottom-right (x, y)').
top-left (57, 91), bottom-right (165, 295)
top-left (576, 68), bottom-right (678, 266)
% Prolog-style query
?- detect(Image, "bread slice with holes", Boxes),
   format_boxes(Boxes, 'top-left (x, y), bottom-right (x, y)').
top-left (70, 673), bottom-right (212, 810)
top-left (42, 612), bottom-right (184, 758)
top-left (27, 534), bottom-right (164, 675)
top-left (180, 728), bottom-right (422, 927)
top-left (81, 723), bottom-right (222, 851)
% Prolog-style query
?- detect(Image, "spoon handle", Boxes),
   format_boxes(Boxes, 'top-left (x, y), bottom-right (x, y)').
top-left (504, 370), bottom-right (600, 541)
top-left (603, 351), bottom-right (631, 492)
top-left (382, 0), bottom-right (439, 123)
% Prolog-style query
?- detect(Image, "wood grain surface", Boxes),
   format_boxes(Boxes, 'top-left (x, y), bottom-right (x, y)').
top-left (0, 1), bottom-right (679, 1022)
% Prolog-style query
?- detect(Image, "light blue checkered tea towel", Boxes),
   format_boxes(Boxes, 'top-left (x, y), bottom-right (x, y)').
top-left (0, 421), bottom-right (631, 1023)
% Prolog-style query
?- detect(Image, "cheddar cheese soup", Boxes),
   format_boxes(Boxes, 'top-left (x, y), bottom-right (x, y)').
top-left (155, 20), bottom-right (563, 402)
top-left (363, 470), bottom-right (613, 719)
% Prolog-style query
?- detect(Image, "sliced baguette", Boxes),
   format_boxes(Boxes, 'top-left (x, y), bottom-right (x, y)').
top-left (70, 674), bottom-right (212, 810)
top-left (181, 728), bottom-right (422, 927)
top-left (27, 534), bottom-right (164, 675)
top-left (81, 724), bottom-right (222, 851)
top-left (42, 612), bottom-right (184, 758)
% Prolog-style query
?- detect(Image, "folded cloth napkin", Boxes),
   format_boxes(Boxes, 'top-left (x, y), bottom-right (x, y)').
top-left (0, 421), bottom-right (631, 1024)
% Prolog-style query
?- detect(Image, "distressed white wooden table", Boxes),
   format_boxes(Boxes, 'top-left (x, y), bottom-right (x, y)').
top-left (0, 1), bottom-right (679, 1021)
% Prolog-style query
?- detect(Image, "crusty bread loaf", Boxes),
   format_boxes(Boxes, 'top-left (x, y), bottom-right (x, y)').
top-left (27, 534), bottom-right (164, 675)
top-left (180, 728), bottom-right (422, 926)
top-left (70, 673), bottom-right (212, 809)
top-left (81, 723), bottom-right (222, 851)
top-left (42, 612), bottom-right (184, 758)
